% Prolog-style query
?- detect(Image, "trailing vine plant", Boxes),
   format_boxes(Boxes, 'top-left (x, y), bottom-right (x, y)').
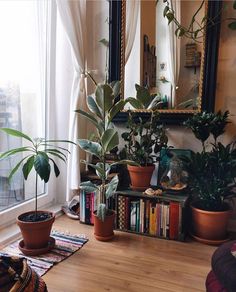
top-left (160, 0), bottom-right (236, 41)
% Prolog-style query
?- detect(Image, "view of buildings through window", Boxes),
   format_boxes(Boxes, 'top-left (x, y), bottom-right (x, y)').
top-left (0, 1), bottom-right (50, 211)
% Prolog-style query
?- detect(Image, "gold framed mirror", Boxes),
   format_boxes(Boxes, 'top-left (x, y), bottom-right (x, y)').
top-left (109, 0), bottom-right (223, 124)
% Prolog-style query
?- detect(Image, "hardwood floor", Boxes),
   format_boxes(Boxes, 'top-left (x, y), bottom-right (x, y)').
top-left (43, 215), bottom-right (216, 292)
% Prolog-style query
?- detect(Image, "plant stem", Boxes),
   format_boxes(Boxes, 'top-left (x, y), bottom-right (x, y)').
top-left (35, 172), bottom-right (38, 220)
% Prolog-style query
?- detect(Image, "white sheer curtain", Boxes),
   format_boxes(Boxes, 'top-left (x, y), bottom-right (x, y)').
top-left (56, 0), bottom-right (88, 201)
top-left (167, 0), bottom-right (181, 108)
top-left (125, 0), bottom-right (140, 64)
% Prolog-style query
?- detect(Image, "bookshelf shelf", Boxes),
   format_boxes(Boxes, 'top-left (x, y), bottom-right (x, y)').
top-left (115, 189), bottom-right (190, 242)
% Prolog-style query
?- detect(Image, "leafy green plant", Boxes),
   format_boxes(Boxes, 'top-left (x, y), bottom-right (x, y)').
top-left (161, 0), bottom-right (236, 41)
top-left (76, 80), bottom-right (136, 221)
top-left (121, 111), bottom-right (168, 166)
top-left (0, 128), bottom-right (74, 220)
top-left (183, 110), bottom-right (236, 211)
top-left (126, 84), bottom-right (164, 110)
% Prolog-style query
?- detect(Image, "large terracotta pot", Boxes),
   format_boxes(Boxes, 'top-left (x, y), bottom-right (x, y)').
top-left (17, 211), bottom-right (55, 250)
top-left (93, 210), bottom-right (115, 241)
top-left (191, 204), bottom-right (232, 244)
top-left (127, 164), bottom-right (155, 190)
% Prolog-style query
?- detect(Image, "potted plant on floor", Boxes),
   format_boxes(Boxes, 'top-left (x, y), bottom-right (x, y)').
top-left (121, 111), bottom-right (168, 190)
top-left (0, 128), bottom-right (74, 254)
top-left (183, 110), bottom-right (236, 244)
top-left (76, 80), bottom-right (136, 241)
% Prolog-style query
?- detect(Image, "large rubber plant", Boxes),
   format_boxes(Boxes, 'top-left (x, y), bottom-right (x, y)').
top-left (76, 80), bottom-right (136, 225)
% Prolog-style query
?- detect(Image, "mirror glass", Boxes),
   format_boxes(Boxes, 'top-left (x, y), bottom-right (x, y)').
top-left (123, 0), bottom-right (205, 111)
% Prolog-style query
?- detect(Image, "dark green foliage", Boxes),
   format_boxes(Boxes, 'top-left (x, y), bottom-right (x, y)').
top-left (121, 112), bottom-right (168, 166)
top-left (0, 128), bottom-right (74, 216)
top-left (182, 111), bottom-right (236, 211)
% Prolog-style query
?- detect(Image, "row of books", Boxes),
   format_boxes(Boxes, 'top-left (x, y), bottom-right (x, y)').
top-left (117, 195), bottom-right (182, 240)
top-left (80, 191), bottom-right (115, 225)
top-left (80, 191), bottom-right (98, 224)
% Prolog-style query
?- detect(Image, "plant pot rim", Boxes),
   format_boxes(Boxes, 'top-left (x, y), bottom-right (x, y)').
top-left (127, 164), bottom-right (155, 170)
top-left (191, 203), bottom-right (231, 214)
top-left (17, 210), bottom-right (55, 223)
top-left (93, 209), bottom-right (116, 217)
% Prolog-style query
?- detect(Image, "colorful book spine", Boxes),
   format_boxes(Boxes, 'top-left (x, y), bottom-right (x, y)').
top-left (169, 202), bottom-right (180, 240)
top-left (125, 197), bottom-right (130, 230)
top-left (130, 201), bottom-right (137, 231)
top-left (136, 201), bottom-right (140, 233)
top-left (85, 193), bottom-right (91, 224)
top-left (118, 195), bottom-right (126, 230)
top-left (149, 202), bottom-right (157, 235)
top-left (145, 200), bottom-right (150, 233)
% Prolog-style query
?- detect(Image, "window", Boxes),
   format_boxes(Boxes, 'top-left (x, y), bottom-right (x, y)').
top-left (0, 1), bottom-right (55, 214)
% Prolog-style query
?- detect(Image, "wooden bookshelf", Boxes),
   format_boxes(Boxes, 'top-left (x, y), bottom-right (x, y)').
top-left (115, 189), bottom-right (190, 241)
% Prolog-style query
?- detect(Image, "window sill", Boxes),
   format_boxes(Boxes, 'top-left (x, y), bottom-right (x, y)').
top-left (0, 204), bottom-right (63, 247)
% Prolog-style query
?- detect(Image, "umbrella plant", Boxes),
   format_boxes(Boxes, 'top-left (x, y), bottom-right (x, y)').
top-left (0, 128), bottom-right (75, 221)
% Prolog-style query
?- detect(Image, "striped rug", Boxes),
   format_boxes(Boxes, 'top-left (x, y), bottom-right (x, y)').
top-left (0, 230), bottom-right (88, 276)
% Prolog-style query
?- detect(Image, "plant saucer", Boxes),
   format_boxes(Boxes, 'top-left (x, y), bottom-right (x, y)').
top-left (190, 232), bottom-right (231, 246)
top-left (18, 236), bottom-right (55, 256)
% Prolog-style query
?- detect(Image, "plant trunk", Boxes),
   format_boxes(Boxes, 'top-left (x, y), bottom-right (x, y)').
top-left (35, 173), bottom-right (38, 220)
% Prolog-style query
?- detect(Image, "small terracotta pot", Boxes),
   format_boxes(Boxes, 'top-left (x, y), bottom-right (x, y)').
top-left (127, 164), bottom-right (155, 190)
top-left (17, 211), bottom-right (55, 250)
top-left (93, 210), bottom-right (115, 241)
top-left (191, 204), bottom-right (231, 242)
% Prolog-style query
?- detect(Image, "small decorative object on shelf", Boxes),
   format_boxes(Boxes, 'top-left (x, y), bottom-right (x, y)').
top-left (115, 189), bottom-right (189, 241)
top-left (160, 156), bottom-right (188, 191)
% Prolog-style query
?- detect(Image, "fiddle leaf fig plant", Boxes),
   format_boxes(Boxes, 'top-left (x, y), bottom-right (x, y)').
top-left (76, 81), bottom-right (137, 221)
top-left (0, 128), bottom-right (75, 220)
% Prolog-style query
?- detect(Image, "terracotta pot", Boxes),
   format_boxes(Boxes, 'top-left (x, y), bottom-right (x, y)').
top-left (191, 204), bottom-right (231, 243)
top-left (93, 210), bottom-right (115, 241)
top-left (127, 164), bottom-right (155, 190)
top-left (17, 211), bottom-right (55, 250)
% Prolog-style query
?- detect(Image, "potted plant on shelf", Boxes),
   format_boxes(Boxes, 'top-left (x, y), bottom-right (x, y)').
top-left (183, 110), bottom-right (236, 244)
top-left (0, 128), bottom-right (74, 254)
top-left (76, 80), bottom-right (136, 241)
top-left (121, 111), bottom-right (168, 190)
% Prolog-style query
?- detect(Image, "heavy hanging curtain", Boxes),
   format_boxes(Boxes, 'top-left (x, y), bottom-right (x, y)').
top-left (125, 0), bottom-right (140, 64)
top-left (167, 0), bottom-right (181, 108)
top-left (56, 0), bottom-right (87, 201)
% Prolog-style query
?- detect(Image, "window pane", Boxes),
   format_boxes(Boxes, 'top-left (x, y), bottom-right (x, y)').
top-left (0, 1), bottom-right (48, 210)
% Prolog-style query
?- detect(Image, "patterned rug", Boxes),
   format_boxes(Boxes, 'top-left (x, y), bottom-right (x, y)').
top-left (0, 230), bottom-right (88, 276)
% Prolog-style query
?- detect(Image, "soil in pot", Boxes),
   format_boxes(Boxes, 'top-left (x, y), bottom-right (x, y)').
top-left (93, 210), bottom-right (115, 241)
top-left (17, 211), bottom-right (55, 253)
top-left (127, 164), bottom-right (155, 190)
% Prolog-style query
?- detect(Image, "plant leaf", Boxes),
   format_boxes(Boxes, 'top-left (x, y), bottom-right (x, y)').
top-left (0, 128), bottom-right (33, 143)
top-left (80, 181), bottom-right (99, 193)
top-left (126, 97), bottom-right (144, 109)
top-left (78, 139), bottom-right (102, 159)
top-left (101, 128), bottom-right (119, 153)
top-left (110, 159), bottom-right (140, 167)
top-left (95, 84), bottom-right (114, 112)
top-left (8, 156), bottom-right (30, 181)
top-left (228, 21), bottom-right (236, 30)
top-left (87, 95), bottom-right (102, 119)
top-left (0, 147), bottom-right (33, 159)
top-left (233, 1), bottom-right (236, 9)
top-left (34, 152), bottom-right (51, 183)
top-left (99, 38), bottom-right (109, 47)
top-left (110, 80), bottom-right (121, 99)
top-left (135, 84), bottom-right (151, 108)
top-left (108, 99), bottom-right (125, 121)
top-left (22, 156), bottom-right (35, 180)
top-left (75, 109), bottom-right (103, 134)
top-left (49, 158), bottom-right (60, 177)
top-left (105, 175), bottom-right (119, 199)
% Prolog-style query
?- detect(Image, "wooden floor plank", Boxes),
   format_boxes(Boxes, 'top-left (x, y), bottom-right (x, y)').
top-left (43, 215), bottom-right (216, 292)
